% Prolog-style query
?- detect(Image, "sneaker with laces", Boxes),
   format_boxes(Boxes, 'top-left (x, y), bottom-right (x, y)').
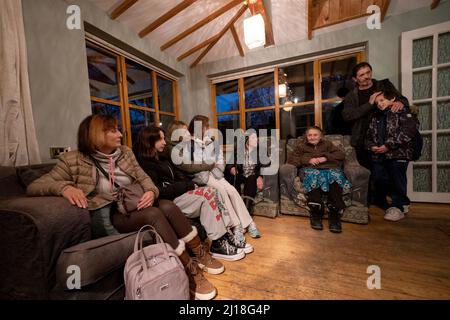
top-left (185, 259), bottom-right (217, 300)
top-left (247, 222), bottom-right (261, 238)
top-left (384, 207), bottom-right (405, 222)
top-left (227, 230), bottom-right (253, 254)
top-left (403, 205), bottom-right (410, 214)
top-left (209, 235), bottom-right (245, 261)
top-left (193, 243), bottom-right (225, 275)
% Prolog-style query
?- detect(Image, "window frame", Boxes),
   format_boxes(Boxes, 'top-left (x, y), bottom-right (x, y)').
top-left (211, 49), bottom-right (365, 138)
top-left (86, 39), bottom-right (179, 147)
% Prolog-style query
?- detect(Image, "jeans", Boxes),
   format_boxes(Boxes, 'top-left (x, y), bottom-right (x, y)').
top-left (372, 159), bottom-right (410, 211)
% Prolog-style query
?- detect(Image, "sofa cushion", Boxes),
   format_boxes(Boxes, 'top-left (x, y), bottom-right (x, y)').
top-left (16, 163), bottom-right (55, 188)
top-left (0, 166), bottom-right (25, 199)
top-left (0, 196), bottom-right (91, 299)
top-left (56, 232), bottom-right (141, 288)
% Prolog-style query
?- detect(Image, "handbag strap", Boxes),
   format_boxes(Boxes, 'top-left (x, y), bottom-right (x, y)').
top-left (91, 156), bottom-right (121, 189)
top-left (134, 225), bottom-right (165, 252)
top-left (135, 225), bottom-right (170, 270)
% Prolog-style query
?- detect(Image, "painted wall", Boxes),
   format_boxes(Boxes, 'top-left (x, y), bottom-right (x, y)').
top-left (21, 0), bottom-right (191, 162)
top-left (187, 2), bottom-right (450, 122)
top-left (21, 0), bottom-right (450, 162)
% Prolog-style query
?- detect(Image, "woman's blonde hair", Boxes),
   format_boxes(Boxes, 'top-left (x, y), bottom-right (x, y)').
top-left (167, 120), bottom-right (188, 143)
top-left (78, 114), bottom-right (118, 155)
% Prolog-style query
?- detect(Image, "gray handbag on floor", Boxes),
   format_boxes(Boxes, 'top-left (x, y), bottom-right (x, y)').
top-left (124, 225), bottom-right (189, 300)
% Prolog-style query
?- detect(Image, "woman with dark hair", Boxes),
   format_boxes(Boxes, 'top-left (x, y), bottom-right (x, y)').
top-left (181, 116), bottom-right (261, 249)
top-left (134, 125), bottom-right (245, 263)
top-left (27, 114), bottom-right (216, 300)
top-left (225, 130), bottom-right (265, 238)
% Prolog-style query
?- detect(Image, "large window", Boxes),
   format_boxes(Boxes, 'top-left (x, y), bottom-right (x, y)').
top-left (212, 50), bottom-right (364, 140)
top-left (86, 41), bottom-right (178, 146)
top-left (213, 72), bottom-right (276, 139)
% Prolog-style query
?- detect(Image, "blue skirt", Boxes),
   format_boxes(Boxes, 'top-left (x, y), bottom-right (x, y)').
top-left (302, 168), bottom-right (352, 194)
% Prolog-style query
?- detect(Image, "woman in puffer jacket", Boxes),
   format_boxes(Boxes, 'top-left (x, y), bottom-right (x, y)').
top-left (26, 114), bottom-right (216, 300)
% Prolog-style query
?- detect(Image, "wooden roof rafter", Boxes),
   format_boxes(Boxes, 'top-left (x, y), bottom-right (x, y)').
top-left (161, 0), bottom-right (243, 51)
top-left (177, 34), bottom-right (220, 61)
top-left (139, 0), bottom-right (198, 38)
top-left (430, 0), bottom-right (440, 10)
top-left (190, 5), bottom-right (248, 68)
top-left (110, 0), bottom-right (139, 20)
top-left (230, 24), bottom-right (244, 57)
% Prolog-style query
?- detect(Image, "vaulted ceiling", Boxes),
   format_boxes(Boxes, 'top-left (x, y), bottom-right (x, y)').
top-left (89, 0), bottom-right (438, 67)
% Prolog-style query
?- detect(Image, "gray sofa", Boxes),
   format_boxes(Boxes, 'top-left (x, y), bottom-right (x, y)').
top-left (0, 164), bottom-right (140, 300)
top-left (279, 135), bottom-right (370, 224)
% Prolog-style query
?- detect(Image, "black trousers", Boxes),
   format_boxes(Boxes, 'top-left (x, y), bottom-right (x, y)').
top-left (227, 173), bottom-right (259, 198)
top-left (372, 159), bottom-right (410, 211)
top-left (306, 182), bottom-right (346, 211)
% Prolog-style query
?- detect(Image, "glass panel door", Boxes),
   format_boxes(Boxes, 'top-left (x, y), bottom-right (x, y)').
top-left (402, 21), bottom-right (450, 203)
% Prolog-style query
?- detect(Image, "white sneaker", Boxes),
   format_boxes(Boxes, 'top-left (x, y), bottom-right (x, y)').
top-left (403, 205), bottom-right (410, 214)
top-left (384, 207), bottom-right (405, 222)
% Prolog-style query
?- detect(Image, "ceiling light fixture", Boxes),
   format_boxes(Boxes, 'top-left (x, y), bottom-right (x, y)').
top-left (244, 1), bottom-right (266, 49)
top-left (279, 83), bottom-right (287, 98)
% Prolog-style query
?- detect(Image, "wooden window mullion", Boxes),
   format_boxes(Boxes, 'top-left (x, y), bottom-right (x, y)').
top-left (274, 67), bottom-right (280, 137)
top-left (239, 78), bottom-right (245, 129)
top-left (152, 71), bottom-right (160, 126)
top-left (210, 82), bottom-right (217, 128)
top-left (118, 56), bottom-right (132, 147)
top-left (313, 59), bottom-right (322, 128)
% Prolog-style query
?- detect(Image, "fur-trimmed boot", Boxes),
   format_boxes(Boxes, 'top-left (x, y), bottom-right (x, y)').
top-left (308, 202), bottom-right (323, 230)
top-left (184, 227), bottom-right (224, 275)
top-left (178, 246), bottom-right (217, 300)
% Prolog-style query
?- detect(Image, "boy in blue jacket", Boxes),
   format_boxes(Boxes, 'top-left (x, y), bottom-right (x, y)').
top-left (366, 88), bottom-right (419, 221)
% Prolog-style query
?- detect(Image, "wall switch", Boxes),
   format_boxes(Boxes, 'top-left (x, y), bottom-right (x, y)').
top-left (50, 147), bottom-right (71, 159)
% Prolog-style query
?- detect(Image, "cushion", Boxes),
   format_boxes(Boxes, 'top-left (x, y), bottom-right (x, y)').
top-left (16, 164), bottom-right (54, 188)
top-left (56, 232), bottom-right (140, 288)
top-left (0, 166), bottom-right (24, 198)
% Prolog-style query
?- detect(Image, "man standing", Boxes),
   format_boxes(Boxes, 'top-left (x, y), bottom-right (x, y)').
top-left (342, 62), bottom-right (409, 207)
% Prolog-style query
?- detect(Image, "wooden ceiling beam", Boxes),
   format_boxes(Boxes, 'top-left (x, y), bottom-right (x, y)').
top-left (110, 0), bottom-right (139, 20)
top-left (381, 0), bottom-right (390, 21)
top-left (161, 0), bottom-right (242, 51)
top-left (190, 5), bottom-right (248, 68)
top-left (139, 0), bottom-right (198, 38)
top-left (230, 24), bottom-right (244, 57)
top-left (177, 34), bottom-right (220, 61)
top-left (307, 0), bottom-right (313, 40)
top-left (430, 0), bottom-right (440, 10)
top-left (248, 0), bottom-right (275, 47)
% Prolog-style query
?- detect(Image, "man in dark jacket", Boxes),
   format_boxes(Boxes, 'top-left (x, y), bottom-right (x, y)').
top-left (342, 62), bottom-right (409, 207)
top-left (342, 62), bottom-right (409, 170)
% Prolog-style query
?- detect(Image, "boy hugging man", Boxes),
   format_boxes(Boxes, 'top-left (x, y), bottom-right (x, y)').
top-left (366, 86), bottom-right (419, 222)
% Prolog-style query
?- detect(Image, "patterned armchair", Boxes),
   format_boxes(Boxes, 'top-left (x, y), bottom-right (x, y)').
top-left (279, 135), bottom-right (370, 224)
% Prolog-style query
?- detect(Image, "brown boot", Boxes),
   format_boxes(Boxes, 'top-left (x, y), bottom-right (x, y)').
top-left (186, 236), bottom-right (224, 275)
top-left (179, 250), bottom-right (217, 300)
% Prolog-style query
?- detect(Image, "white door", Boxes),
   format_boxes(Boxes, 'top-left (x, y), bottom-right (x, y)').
top-left (402, 21), bottom-right (450, 203)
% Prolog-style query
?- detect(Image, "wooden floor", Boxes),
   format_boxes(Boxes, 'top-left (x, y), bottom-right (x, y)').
top-left (208, 203), bottom-right (450, 300)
